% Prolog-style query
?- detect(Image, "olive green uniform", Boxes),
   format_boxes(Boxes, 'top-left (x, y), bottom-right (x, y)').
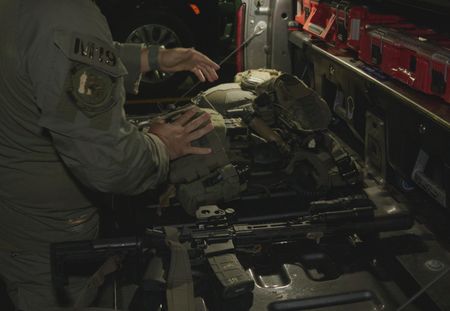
top-left (0, 0), bottom-right (169, 309)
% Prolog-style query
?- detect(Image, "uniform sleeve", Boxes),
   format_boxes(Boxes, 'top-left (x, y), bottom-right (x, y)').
top-left (25, 1), bottom-right (169, 195)
top-left (113, 42), bottom-right (143, 94)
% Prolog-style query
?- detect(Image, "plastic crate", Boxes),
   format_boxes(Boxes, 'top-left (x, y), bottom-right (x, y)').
top-left (303, 1), bottom-right (336, 40)
top-left (296, 0), bottom-right (319, 26)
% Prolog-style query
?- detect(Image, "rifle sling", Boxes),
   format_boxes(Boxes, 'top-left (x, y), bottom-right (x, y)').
top-left (164, 226), bottom-right (196, 311)
top-left (74, 255), bottom-right (122, 308)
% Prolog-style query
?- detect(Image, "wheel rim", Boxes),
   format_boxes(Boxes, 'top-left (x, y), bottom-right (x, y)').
top-left (126, 24), bottom-right (182, 84)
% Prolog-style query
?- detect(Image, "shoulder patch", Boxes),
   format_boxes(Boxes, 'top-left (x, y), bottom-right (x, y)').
top-left (66, 65), bottom-right (115, 118)
top-left (54, 29), bottom-right (127, 77)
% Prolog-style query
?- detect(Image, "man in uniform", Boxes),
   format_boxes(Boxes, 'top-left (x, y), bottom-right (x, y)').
top-left (0, 0), bottom-right (220, 310)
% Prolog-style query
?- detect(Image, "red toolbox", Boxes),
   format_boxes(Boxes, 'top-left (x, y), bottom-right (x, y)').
top-left (298, 0), bottom-right (450, 103)
top-left (346, 6), bottom-right (404, 51)
top-left (355, 22), bottom-right (416, 59)
top-left (359, 26), bottom-right (450, 103)
top-left (430, 49), bottom-right (450, 103)
top-left (329, 0), bottom-right (355, 49)
top-left (302, 1), bottom-right (405, 51)
top-left (405, 31), bottom-right (450, 99)
top-left (405, 27), bottom-right (436, 38)
top-left (302, 0), bottom-right (355, 48)
top-left (359, 27), bottom-right (433, 93)
top-left (425, 34), bottom-right (450, 49)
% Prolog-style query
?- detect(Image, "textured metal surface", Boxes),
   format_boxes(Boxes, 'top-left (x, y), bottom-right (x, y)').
top-left (268, 0), bottom-right (293, 73)
top-left (385, 225), bottom-right (450, 311)
top-left (248, 261), bottom-right (409, 310)
top-left (242, 0), bottom-right (293, 72)
top-left (242, 0), bottom-right (270, 69)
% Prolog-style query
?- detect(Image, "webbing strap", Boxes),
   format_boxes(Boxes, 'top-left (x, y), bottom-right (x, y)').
top-left (164, 227), bottom-right (196, 311)
top-left (74, 255), bottom-right (122, 308)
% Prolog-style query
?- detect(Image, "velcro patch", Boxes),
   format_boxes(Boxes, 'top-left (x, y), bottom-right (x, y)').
top-left (67, 65), bottom-right (115, 117)
top-left (54, 29), bottom-right (127, 77)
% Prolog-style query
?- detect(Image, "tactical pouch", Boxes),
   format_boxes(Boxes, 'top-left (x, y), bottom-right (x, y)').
top-left (177, 164), bottom-right (244, 216)
top-left (234, 68), bottom-right (282, 91)
top-left (169, 108), bottom-right (246, 215)
top-left (255, 73), bottom-right (332, 132)
top-left (169, 109), bottom-right (228, 184)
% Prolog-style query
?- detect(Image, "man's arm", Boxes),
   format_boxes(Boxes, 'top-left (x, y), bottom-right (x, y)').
top-left (113, 42), bottom-right (143, 94)
top-left (114, 43), bottom-right (220, 95)
top-left (142, 46), bottom-right (220, 82)
top-left (26, 1), bottom-right (213, 195)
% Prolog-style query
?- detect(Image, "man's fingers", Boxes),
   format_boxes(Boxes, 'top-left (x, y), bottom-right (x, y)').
top-left (195, 64), bottom-right (218, 82)
top-left (192, 67), bottom-right (206, 82)
top-left (184, 112), bottom-right (211, 133)
top-left (186, 146), bottom-right (212, 155)
top-left (192, 50), bottom-right (220, 70)
top-left (159, 47), bottom-right (220, 76)
top-left (199, 58), bottom-right (220, 71)
top-left (187, 122), bottom-right (214, 141)
top-left (147, 117), bottom-right (165, 134)
top-left (172, 107), bottom-right (198, 126)
top-left (202, 65), bottom-right (219, 82)
top-left (191, 50), bottom-right (219, 82)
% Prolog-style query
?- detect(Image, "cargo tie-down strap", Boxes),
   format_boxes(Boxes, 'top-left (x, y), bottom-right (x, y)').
top-left (74, 255), bottom-right (123, 308)
top-left (164, 226), bottom-right (197, 311)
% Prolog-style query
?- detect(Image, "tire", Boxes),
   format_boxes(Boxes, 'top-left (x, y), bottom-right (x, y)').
top-left (117, 11), bottom-right (196, 97)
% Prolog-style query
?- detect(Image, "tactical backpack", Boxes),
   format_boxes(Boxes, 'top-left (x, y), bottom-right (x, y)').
top-left (166, 69), bottom-right (360, 215)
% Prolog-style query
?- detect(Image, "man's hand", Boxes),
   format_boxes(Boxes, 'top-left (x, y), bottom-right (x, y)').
top-left (148, 108), bottom-right (214, 160)
top-left (158, 48), bottom-right (220, 82)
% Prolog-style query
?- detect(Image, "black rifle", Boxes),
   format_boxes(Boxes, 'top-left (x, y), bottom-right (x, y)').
top-left (51, 195), bottom-right (412, 301)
